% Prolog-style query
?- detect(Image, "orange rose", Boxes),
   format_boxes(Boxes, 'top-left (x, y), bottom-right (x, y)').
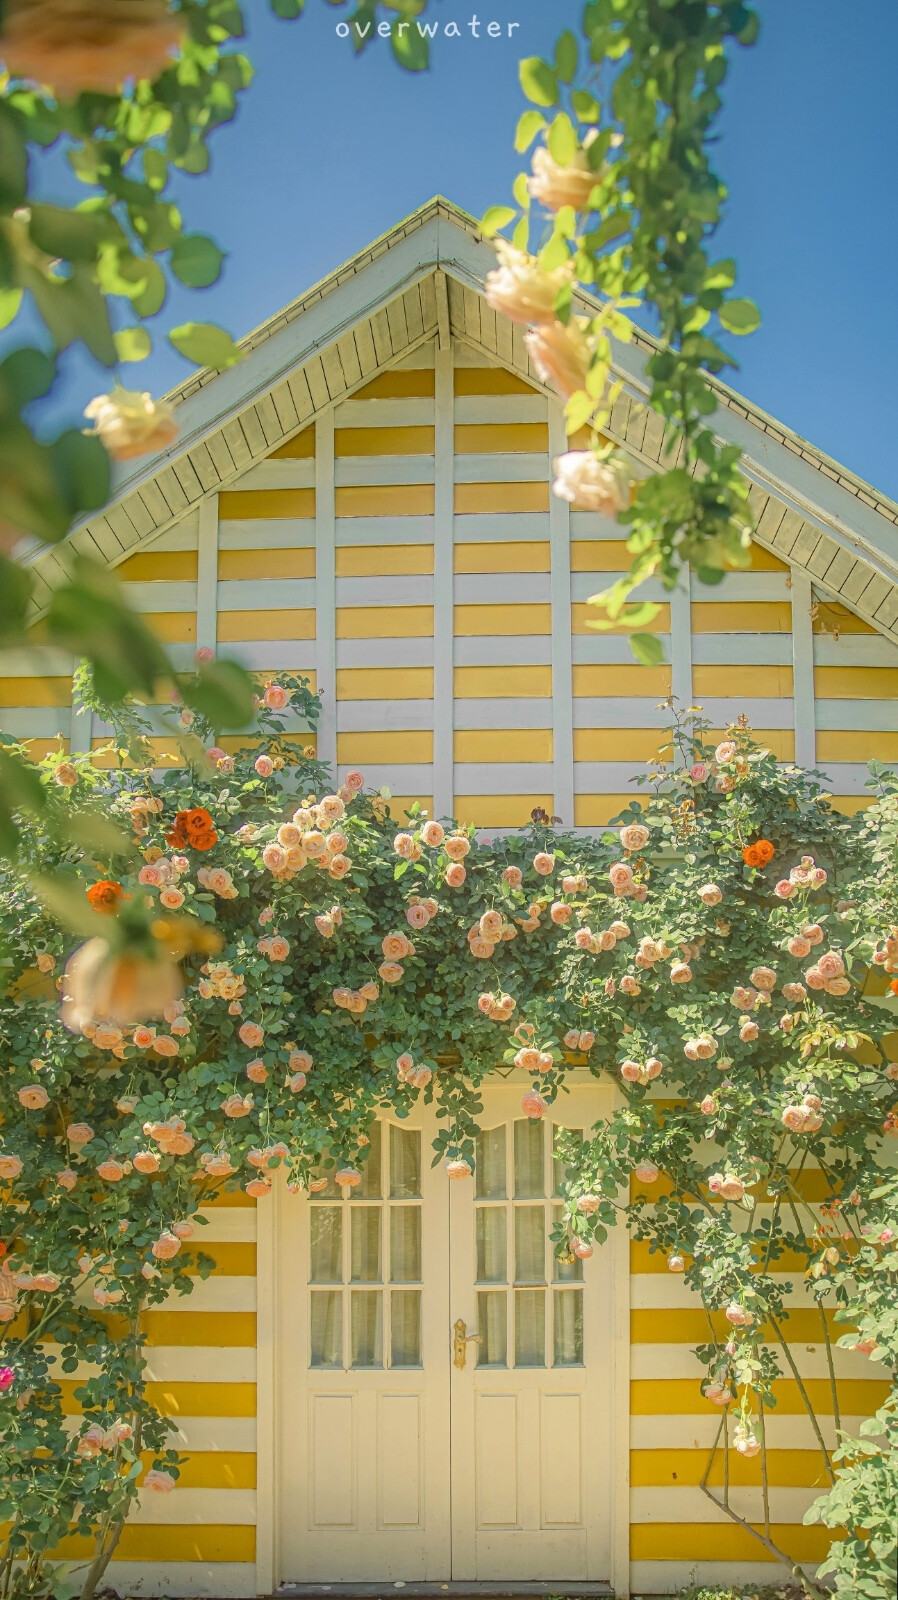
top-left (189, 828), bottom-right (218, 852)
top-left (86, 880), bottom-right (124, 913)
top-left (185, 807), bottom-right (213, 836)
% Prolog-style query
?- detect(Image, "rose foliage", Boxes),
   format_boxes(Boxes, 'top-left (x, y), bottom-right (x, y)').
top-left (0, 695), bottom-right (896, 1598)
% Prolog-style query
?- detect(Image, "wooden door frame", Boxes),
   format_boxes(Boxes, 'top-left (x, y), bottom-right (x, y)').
top-left (255, 1083), bottom-right (632, 1599)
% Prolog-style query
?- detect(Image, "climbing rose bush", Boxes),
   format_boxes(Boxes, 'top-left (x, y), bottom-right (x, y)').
top-left (0, 699), bottom-right (896, 1597)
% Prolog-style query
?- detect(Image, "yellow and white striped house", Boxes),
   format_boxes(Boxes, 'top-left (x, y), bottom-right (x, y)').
top-left (5, 198), bottom-right (898, 1597)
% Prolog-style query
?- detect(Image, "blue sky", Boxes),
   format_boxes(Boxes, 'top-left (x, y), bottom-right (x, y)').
top-left (28, 0), bottom-right (898, 497)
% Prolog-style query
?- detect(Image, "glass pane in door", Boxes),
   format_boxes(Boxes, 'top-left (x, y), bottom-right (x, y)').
top-left (310, 1291), bottom-right (342, 1367)
top-left (476, 1126), bottom-right (506, 1197)
top-left (356, 1122), bottom-right (382, 1198)
top-left (350, 1291), bottom-right (383, 1367)
top-left (390, 1125), bottom-right (420, 1197)
top-left (515, 1205), bottom-right (546, 1283)
top-left (476, 1207), bottom-right (507, 1282)
top-left (309, 1207), bottom-right (342, 1282)
top-left (554, 1289), bottom-right (584, 1366)
top-left (390, 1206), bottom-right (421, 1281)
top-left (476, 1290), bottom-right (508, 1367)
top-left (391, 1290), bottom-right (422, 1366)
top-left (515, 1288), bottom-right (546, 1366)
top-left (514, 1120), bottom-right (544, 1197)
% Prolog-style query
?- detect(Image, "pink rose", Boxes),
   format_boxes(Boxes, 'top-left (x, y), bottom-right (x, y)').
top-left (263, 683), bottom-right (290, 711)
top-left (689, 763), bottom-right (709, 784)
top-left (255, 755), bottom-right (274, 778)
top-left (344, 770), bottom-right (365, 792)
top-left (144, 1469), bottom-right (176, 1492)
top-left (715, 741), bottom-right (736, 764)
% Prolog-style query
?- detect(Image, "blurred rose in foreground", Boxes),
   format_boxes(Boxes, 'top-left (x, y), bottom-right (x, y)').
top-left (0, 0), bottom-right (182, 97)
top-left (84, 385), bottom-right (178, 461)
top-left (61, 938), bottom-right (183, 1033)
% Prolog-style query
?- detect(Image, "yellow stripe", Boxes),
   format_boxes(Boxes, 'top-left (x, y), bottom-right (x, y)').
top-left (572, 664), bottom-right (671, 697)
top-left (630, 1523), bottom-right (836, 1562)
top-left (455, 423), bottom-right (548, 453)
top-left (140, 1450), bottom-right (256, 1489)
top-left (117, 551), bottom-right (198, 581)
top-left (219, 548), bottom-right (315, 580)
top-left (830, 795), bottom-right (873, 815)
top-left (630, 1378), bottom-right (888, 1415)
top-left (335, 484), bottom-right (434, 518)
top-left (336, 730), bottom-right (433, 763)
top-left (454, 665), bottom-right (552, 698)
top-left (456, 603), bottom-right (550, 636)
top-left (574, 729), bottom-right (669, 762)
top-left (817, 729), bottom-right (898, 760)
top-left (268, 427), bottom-right (315, 459)
top-left (815, 665), bottom-right (898, 697)
top-left (814, 601), bottom-right (875, 634)
top-left (143, 612), bottom-right (196, 642)
top-left (217, 610), bottom-right (315, 642)
top-left (336, 606), bottom-right (433, 639)
top-left (336, 544), bottom-right (434, 577)
top-left (630, 1448), bottom-right (830, 1488)
top-left (454, 482), bottom-right (549, 514)
top-left (454, 795), bottom-right (554, 827)
top-left (630, 1168), bottom-right (845, 1212)
top-left (219, 734), bottom-right (314, 756)
top-left (572, 602), bottom-right (670, 634)
top-left (570, 539), bottom-right (636, 573)
top-left (748, 543), bottom-right (791, 571)
top-left (574, 795), bottom-right (639, 826)
top-left (692, 601), bottom-right (792, 632)
top-left (48, 1526), bottom-right (255, 1563)
top-left (16, 737), bottom-right (70, 759)
top-left (454, 368), bottom-right (537, 396)
top-left (353, 370), bottom-right (435, 399)
top-left (335, 425), bottom-right (434, 456)
top-left (336, 666), bottom-right (434, 700)
top-left (141, 1311), bottom-right (256, 1346)
top-left (455, 540), bottom-right (550, 574)
top-left (202, 1187), bottom-right (256, 1207)
top-left (0, 676), bottom-right (71, 707)
top-left (183, 1242), bottom-right (256, 1276)
top-left (694, 663), bottom-right (794, 696)
top-left (630, 1307), bottom-right (846, 1343)
top-left (219, 489), bottom-right (315, 520)
top-left (455, 728), bottom-right (553, 763)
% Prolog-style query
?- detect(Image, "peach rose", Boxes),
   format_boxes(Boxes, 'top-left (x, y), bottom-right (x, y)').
top-left (699, 884), bottom-right (722, 907)
top-left (97, 1160), bottom-right (125, 1182)
top-left (609, 862), bottom-right (633, 891)
top-left (445, 863), bottom-right (466, 888)
top-left (18, 1084), bottom-right (48, 1110)
top-left (133, 1151), bottom-right (160, 1174)
top-left (484, 239), bottom-right (573, 326)
top-left (750, 966), bottom-right (777, 992)
top-left (382, 931), bottom-right (411, 960)
top-left (144, 1469), bottom-right (176, 1492)
top-left (239, 1021), bottom-right (264, 1048)
top-left (445, 1158), bottom-right (472, 1180)
top-left (255, 755), bottom-right (274, 777)
top-left (620, 823), bottom-right (650, 852)
top-left (524, 318), bottom-right (591, 400)
top-left (222, 1093), bottom-right (253, 1119)
top-left (66, 1123), bottom-right (94, 1146)
top-left (670, 962), bottom-right (692, 984)
top-left (159, 888), bottom-right (184, 910)
top-left (394, 833), bottom-right (416, 859)
top-left (344, 770), bottom-right (364, 792)
top-left (83, 386), bottom-right (178, 460)
top-left (263, 683), bottom-right (290, 711)
top-left (151, 1231), bottom-right (181, 1261)
top-left (528, 141), bottom-right (601, 211)
top-left (577, 1193), bottom-right (600, 1213)
top-left (152, 1035), bottom-right (179, 1057)
top-left (533, 852), bottom-right (555, 875)
top-left (445, 836), bottom-right (471, 862)
top-left (406, 903), bottom-right (430, 929)
top-left (421, 820), bottom-right (445, 847)
top-left (378, 962), bottom-right (404, 984)
top-left (262, 843), bottom-right (286, 873)
top-left (817, 950), bottom-right (845, 981)
top-left (246, 1059), bottom-right (268, 1084)
top-left (521, 1089), bottom-right (547, 1120)
top-left (56, 1168), bottom-right (78, 1189)
top-left (715, 741), bottom-right (736, 764)
top-left (503, 865), bottom-right (523, 889)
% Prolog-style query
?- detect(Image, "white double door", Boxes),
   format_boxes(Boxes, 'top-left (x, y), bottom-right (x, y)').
top-left (277, 1081), bottom-right (615, 1583)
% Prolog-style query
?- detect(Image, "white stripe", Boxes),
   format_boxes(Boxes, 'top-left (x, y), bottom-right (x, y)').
top-left (218, 521), bottom-right (315, 550)
top-left (454, 762), bottom-right (553, 793)
top-left (0, 647), bottom-right (74, 675)
top-left (630, 1563), bottom-right (815, 1594)
top-left (334, 515), bottom-right (434, 544)
top-left (630, 1343), bottom-right (879, 1382)
top-left (340, 763), bottom-right (433, 791)
top-left (816, 697), bottom-right (898, 730)
top-left (453, 512), bottom-right (549, 543)
top-left (217, 579), bottom-right (315, 611)
top-left (630, 1414), bottom-right (870, 1454)
top-left (690, 698), bottom-right (795, 730)
top-left (333, 398), bottom-right (435, 426)
top-left (575, 761), bottom-right (658, 787)
top-left (161, 1416), bottom-right (257, 1452)
top-left (196, 494), bottom-right (218, 652)
top-left (816, 762), bottom-right (882, 793)
top-left (454, 453), bottom-right (549, 483)
top-left (455, 636), bottom-right (552, 667)
top-left (335, 638), bottom-right (434, 668)
top-left (336, 574), bottom-right (432, 607)
top-left (131, 1487), bottom-right (256, 1525)
top-left (0, 708), bottom-right (71, 737)
top-left (455, 698), bottom-right (555, 730)
top-left (229, 461), bottom-right (315, 491)
top-left (336, 699), bottom-right (435, 731)
top-left (570, 508), bottom-right (630, 538)
top-left (142, 1347), bottom-right (257, 1383)
top-left (691, 634), bottom-right (793, 665)
top-left (432, 339), bottom-right (454, 820)
top-left (334, 455), bottom-right (434, 487)
top-left (814, 633), bottom-right (898, 666)
top-left (692, 572), bottom-right (791, 601)
top-left (572, 573), bottom-right (669, 604)
top-left (122, 581), bottom-right (197, 612)
top-left (161, 1278), bottom-right (256, 1312)
top-left (454, 395), bottom-right (547, 424)
top-left (206, 642), bottom-right (317, 672)
top-left (573, 699), bottom-right (674, 729)
top-left (631, 1485), bottom-right (820, 1525)
top-left (549, 400), bottom-right (575, 826)
top-left (455, 571), bottom-right (550, 605)
top-left (104, 1563), bottom-right (256, 1597)
top-left (572, 634), bottom-right (671, 665)
top-left (195, 1208), bottom-right (258, 1242)
top-left (314, 413), bottom-right (337, 770)
top-left (141, 519), bottom-right (200, 553)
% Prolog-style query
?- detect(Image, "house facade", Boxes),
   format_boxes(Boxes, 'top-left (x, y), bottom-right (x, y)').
top-left (5, 199), bottom-right (898, 1597)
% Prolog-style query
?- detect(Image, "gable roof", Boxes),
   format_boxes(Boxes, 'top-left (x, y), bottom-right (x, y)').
top-left (27, 196), bottom-right (898, 642)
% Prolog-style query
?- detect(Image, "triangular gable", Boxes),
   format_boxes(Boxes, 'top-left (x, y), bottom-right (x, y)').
top-left (26, 196), bottom-right (898, 649)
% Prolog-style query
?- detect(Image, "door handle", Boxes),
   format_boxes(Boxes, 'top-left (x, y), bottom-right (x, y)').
top-left (453, 1317), bottom-right (482, 1369)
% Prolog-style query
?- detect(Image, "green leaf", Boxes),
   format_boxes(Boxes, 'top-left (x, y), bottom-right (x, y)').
top-left (519, 57), bottom-right (558, 108)
top-left (391, 18), bottom-right (428, 71)
top-left (0, 104), bottom-right (26, 210)
top-left (114, 326), bottom-right (152, 363)
top-left (480, 206), bottom-right (516, 239)
top-left (271, 0), bottom-right (304, 13)
top-left (629, 632), bottom-right (666, 666)
top-left (514, 110), bottom-right (546, 152)
top-left (131, 258), bottom-right (166, 318)
top-left (183, 659), bottom-right (255, 729)
top-left (28, 204), bottom-right (116, 264)
top-left (168, 322), bottom-right (243, 371)
top-left (554, 30), bottom-right (578, 84)
top-left (49, 430), bottom-right (111, 518)
top-left (547, 112), bottom-right (577, 166)
top-left (0, 288), bottom-right (22, 331)
top-left (572, 90), bottom-right (600, 124)
top-left (170, 233), bottom-right (225, 289)
top-left (705, 257), bottom-right (736, 289)
top-left (719, 297), bottom-right (762, 335)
